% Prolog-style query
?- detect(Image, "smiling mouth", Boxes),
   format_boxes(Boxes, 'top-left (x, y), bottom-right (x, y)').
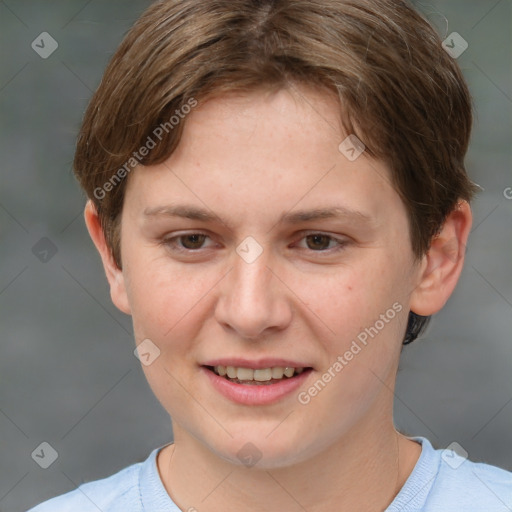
top-left (204, 365), bottom-right (312, 385)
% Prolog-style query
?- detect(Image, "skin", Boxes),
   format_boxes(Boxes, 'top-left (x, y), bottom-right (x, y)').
top-left (85, 84), bottom-right (472, 512)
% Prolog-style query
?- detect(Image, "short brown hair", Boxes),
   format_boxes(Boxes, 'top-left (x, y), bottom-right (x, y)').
top-left (74, 0), bottom-right (478, 343)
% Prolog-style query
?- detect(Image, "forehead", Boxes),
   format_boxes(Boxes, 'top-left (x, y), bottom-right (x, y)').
top-left (189, 85), bottom-right (345, 143)
top-left (123, 86), bottom-right (406, 232)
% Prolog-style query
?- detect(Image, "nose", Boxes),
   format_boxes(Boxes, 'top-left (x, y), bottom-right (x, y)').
top-left (214, 247), bottom-right (293, 340)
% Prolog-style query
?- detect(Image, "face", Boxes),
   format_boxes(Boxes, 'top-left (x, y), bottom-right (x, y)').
top-left (116, 86), bottom-right (421, 467)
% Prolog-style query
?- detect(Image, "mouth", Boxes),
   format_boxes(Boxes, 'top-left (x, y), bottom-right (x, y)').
top-left (203, 365), bottom-right (313, 385)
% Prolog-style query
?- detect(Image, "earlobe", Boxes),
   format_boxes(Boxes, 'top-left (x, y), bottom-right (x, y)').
top-left (410, 201), bottom-right (472, 316)
top-left (83, 200), bottom-right (131, 315)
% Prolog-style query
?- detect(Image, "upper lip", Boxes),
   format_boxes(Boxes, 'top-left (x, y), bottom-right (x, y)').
top-left (201, 358), bottom-right (313, 369)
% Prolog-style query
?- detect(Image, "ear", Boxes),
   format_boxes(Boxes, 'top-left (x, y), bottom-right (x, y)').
top-left (84, 200), bottom-right (131, 315)
top-left (410, 200), bottom-right (472, 316)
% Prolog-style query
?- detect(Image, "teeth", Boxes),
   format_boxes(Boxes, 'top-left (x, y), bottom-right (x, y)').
top-left (236, 367), bottom-right (253, 380)
top-left (254, 368), bottom-right (272, 381)
top-left (272, 367), bottom-right (284, 379)
top-left (283, 367), bottom-right (295, 378)
top-left (213, 365), bottom-right (305, 381)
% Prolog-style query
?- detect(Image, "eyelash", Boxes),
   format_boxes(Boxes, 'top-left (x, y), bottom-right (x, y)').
top-left (161, 232), bottom-right (349, 255)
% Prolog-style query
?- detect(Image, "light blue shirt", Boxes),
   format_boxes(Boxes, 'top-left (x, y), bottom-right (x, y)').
top-left (27, 437), bottom-right (512, 511)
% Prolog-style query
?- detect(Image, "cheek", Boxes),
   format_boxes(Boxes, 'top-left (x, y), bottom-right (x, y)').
top-left (306, 256), bottom-right (406, 341)
top-left (126, 265), bottom-right (203, 341)
top-left (122, 249), bottom-right (230, 375)
top-left (303, 258), bottom-right (410, 406)
top-left (124, 257), bottom-right (210, 415)
top-left (299, 275), bottom-right (406, 433)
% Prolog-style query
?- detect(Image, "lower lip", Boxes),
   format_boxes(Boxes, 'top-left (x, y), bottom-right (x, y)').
top-left (201, 367), bottom-right (312, 406)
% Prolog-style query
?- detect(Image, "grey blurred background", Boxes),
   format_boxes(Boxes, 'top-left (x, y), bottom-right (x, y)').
top-left (0, 1), bottom-right (511, 510)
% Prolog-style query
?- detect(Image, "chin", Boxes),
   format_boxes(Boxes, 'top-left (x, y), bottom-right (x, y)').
top-left (207, 431), bottom-right (313, 470)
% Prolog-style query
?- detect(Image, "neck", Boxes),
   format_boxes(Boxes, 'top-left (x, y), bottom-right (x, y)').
top-left (157, 411), bottom-right (421, 512)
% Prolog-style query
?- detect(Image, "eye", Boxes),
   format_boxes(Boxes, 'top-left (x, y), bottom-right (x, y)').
top-left (162, 233), bottom-right (214, 252)
top-left (295, 232), bottom-right (348, 253)
top-left (161, 231), bottom-right (348, 255)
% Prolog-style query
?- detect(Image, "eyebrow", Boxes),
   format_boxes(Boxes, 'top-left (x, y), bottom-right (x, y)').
top-left (142, 204), bottom-right (373, 230)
